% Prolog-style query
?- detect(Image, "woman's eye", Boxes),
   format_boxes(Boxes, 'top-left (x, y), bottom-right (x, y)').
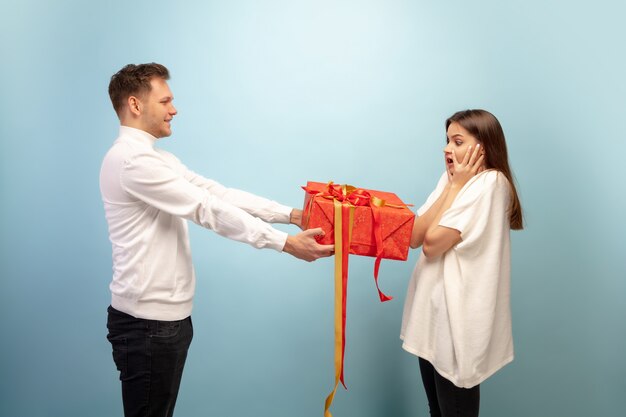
top-left (455, 141), bottom-right (463, 146)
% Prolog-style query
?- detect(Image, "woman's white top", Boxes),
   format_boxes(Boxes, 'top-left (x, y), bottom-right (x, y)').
top-left (400, 170), bottom-right (513, 388)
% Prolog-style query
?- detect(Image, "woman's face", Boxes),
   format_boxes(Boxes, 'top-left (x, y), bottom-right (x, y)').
top-left (444, 122), bottom-right (482, 174)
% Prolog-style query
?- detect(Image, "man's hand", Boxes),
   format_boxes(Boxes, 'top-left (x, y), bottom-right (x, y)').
top-left (283, 228), bottom-right (334, 262)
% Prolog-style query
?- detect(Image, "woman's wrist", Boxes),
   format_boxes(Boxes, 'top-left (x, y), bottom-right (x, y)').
top-left (448, 182), bottom-right (464, 191)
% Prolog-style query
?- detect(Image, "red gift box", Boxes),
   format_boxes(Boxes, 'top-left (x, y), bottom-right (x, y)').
top-left (303, 181), bottom-right (415, 416)
top-left (302, 181), bottom-right (415, 261)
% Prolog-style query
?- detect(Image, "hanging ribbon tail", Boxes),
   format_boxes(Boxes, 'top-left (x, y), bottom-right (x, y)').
top-left (339, 202), bottom-right (352, 388)
top-left (325, 198), bottom-right (351, 417)
top-left (371, 204), bottom-right (393, 302)
top-left (373, 257), bottom-right (393, 302)
top-left (324, 383), bottom-right (339, 417)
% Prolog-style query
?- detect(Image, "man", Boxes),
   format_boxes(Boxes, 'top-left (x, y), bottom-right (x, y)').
top-left (101, 63), bottom-right (333, 417)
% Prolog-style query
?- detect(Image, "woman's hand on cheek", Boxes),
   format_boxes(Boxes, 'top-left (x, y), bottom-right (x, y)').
top-left (450, 144), bottom-right (485, 188)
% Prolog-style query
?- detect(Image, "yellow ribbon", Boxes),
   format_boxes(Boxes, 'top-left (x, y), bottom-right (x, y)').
top-left (324, 195), bottom-right (355, 417)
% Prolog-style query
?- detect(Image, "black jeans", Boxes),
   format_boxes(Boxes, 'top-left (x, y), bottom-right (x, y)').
top-left (107, 306), bottom-right (193, 417)
top-left (419, 358), bottom-right (480, 417)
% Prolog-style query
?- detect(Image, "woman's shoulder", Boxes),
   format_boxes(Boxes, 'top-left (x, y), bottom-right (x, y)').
top-left (460, 170), bottom-right (510, 201)
top-left (471, 169), bottom-right (509, 188)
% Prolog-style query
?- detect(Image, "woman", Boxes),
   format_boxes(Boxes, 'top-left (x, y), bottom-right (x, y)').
top-left (400, 109), bottom-right (523, 417)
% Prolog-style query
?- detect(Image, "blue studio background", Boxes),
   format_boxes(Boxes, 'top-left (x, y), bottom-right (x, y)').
top-left (1, 1), bottom-right (624, 416)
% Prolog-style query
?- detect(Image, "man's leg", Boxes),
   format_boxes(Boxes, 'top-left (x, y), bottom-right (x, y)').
top-left (107, 306), bottom-right (193, 417)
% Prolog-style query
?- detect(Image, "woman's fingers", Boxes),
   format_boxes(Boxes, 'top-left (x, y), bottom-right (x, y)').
top-left (461, 145), bottom-right (473, 165)
top-left (454, 144), bottom-right (485, 179)
top-left (469, 144), bottom-right (481, 165)
top-left (466, 144), bottom-right (485, 173)
top-left (453, 144), bottom-right (486, 179)
top-left (473, 153), bottom-right (485, 173)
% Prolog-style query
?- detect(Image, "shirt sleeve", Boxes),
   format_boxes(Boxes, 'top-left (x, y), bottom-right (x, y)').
top-left (439, 171), bottom-right (509, 247)
top-left (120, 150), bottom-right (288, 252)
top-left (161, 150), bottom-right (292, 224)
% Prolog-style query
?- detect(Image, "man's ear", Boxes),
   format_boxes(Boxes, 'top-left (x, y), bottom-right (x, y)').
top-left (128, 96), bottom-right (141, 116)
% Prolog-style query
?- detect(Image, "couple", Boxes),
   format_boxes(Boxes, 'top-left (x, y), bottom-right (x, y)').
top-left (101, 63), bottom-right (523, 417)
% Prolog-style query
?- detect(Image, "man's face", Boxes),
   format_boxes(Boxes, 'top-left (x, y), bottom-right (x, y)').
top-left (137, 78), bottom-right (177, 138)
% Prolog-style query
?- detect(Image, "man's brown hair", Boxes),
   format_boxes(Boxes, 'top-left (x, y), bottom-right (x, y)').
top-left (108, 63), bottom-right (170, 116)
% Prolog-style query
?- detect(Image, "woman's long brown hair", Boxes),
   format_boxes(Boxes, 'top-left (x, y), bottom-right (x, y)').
top-left (446, 109), bottom-right (524, 230)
